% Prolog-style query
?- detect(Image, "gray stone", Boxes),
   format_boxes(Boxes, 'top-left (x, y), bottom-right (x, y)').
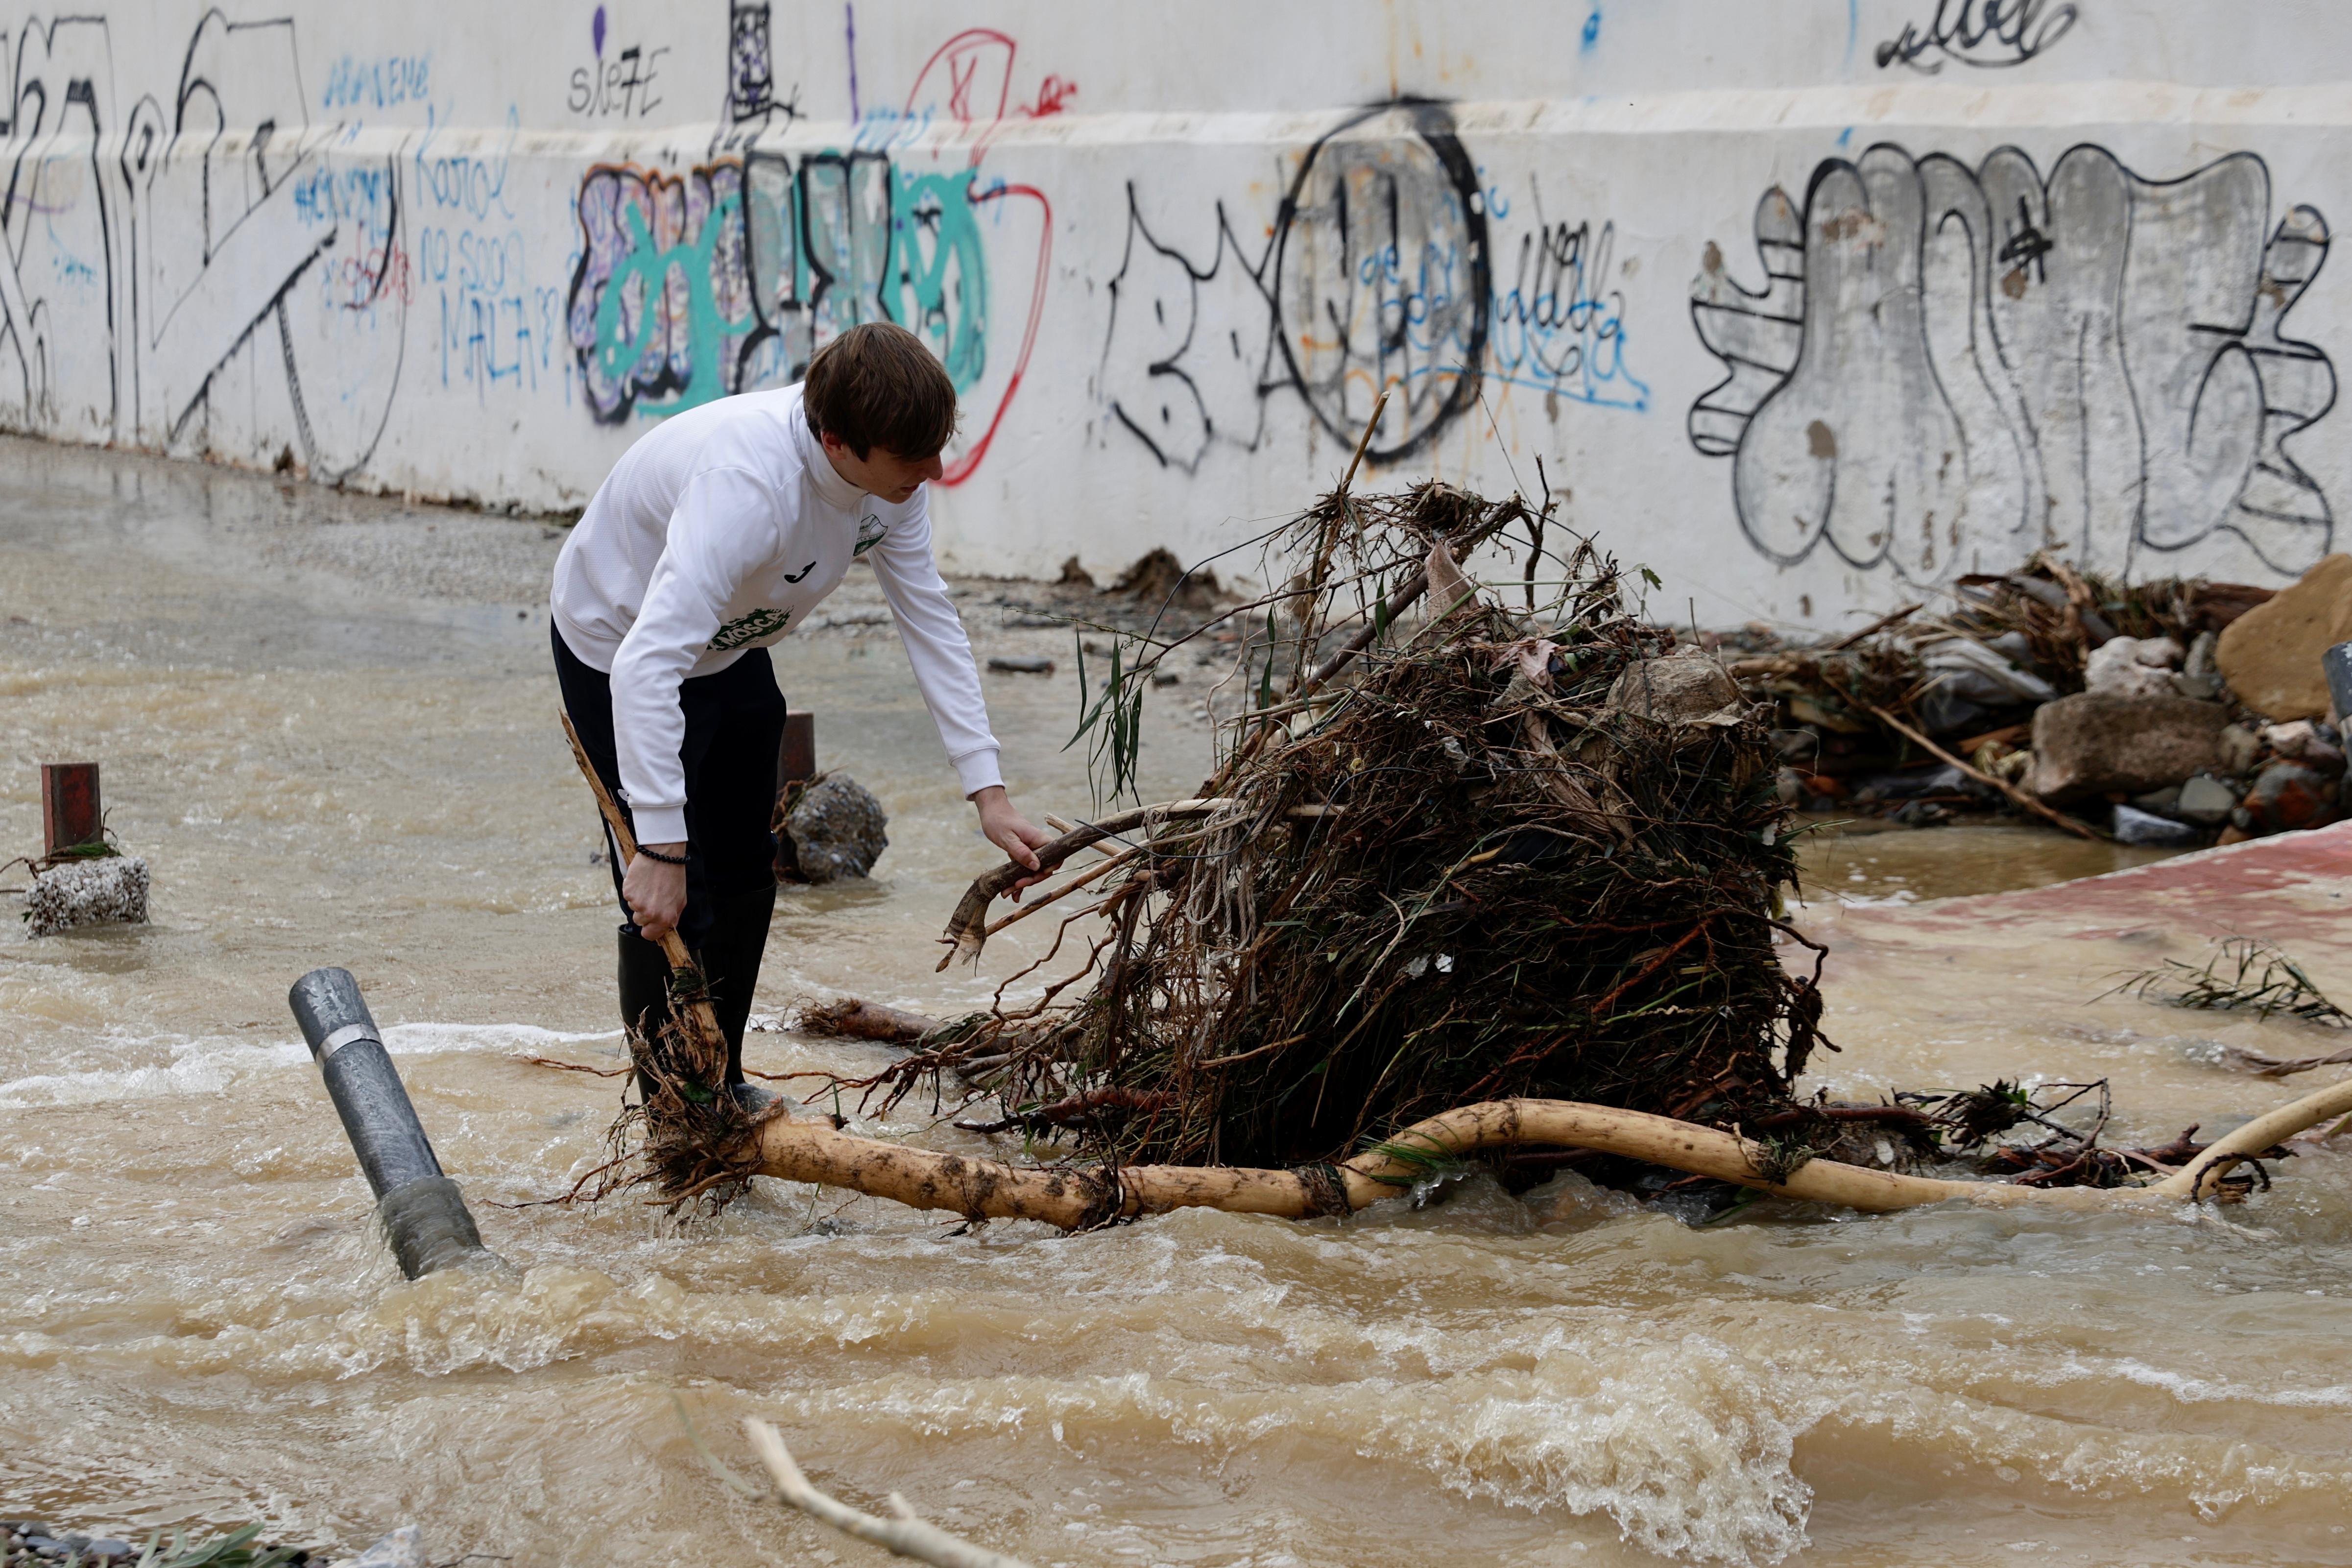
top-left (2173, 671), bottom-right (2225, 700)
top-left (2130, 784), bottom-right (2183, 813)
top-left (2025, 694), bottom-right (2229, 804)
top-left (783, 775), bottom-right (890, 882)
top-left (84, 1540), bottom-right (132, 1560)
top-left (2113, 804), bottom-right (2204, 847)
top-left (2219, 723), bottom-right (2262, 774)
top-left (2174, 774), bottom-right (2240, 825)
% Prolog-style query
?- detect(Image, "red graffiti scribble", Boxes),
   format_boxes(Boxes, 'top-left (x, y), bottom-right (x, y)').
top-left (939, 180), bottom-right (1051, 487)
top-left (1028, 74), bottom-right (1078, 118)
top-left (906, 28), bottom-right (1014, 129)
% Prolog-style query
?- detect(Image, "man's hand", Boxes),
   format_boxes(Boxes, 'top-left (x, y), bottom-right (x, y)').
top-left (971, 786), bottom-right (1054, 898)
top-left (623, 843), bottom-right (689, 941)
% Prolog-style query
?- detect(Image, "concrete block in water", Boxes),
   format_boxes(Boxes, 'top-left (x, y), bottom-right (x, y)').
top-left (21, 856), bottom-right (148, 938)
top-left (2026, 694), bottom-right (2228, 803)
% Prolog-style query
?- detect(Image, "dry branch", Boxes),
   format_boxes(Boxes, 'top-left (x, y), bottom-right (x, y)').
top-left (743, 1419), bottom-right (1034, 1568)
top-left (935, 797), bottom-right (1233, 969)
top-left (1863, 701), bottom-right (2105, 842)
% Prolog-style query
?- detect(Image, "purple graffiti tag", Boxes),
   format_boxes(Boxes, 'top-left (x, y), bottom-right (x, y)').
top-left (845, 2), bottom-right (861, 122)
top-left (592, 4), bottom-right (606, 56)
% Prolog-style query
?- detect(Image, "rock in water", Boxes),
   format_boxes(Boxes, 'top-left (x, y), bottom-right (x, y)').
top-left (2216, 553), bottom-right (2352, 720)
top-left (2242, 760), bottom-right (2341, 835)
top-left (22, 856), bottom-right (149, 938)
top-left (2174, 774), bottom-right (2241, 825)
top-left (2112, 803), bottom-right (2203, 847)
top-left (784, 776), bottom-right (889, 882)
top-left (2025, 694), bottom-right (2228, 803)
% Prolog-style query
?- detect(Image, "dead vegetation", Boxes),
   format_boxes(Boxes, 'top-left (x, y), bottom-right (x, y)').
top-left (872, 478), bottom-right (1822, 1174)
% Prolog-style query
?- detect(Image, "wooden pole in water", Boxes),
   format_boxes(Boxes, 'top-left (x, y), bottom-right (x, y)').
top-left (40, 761), bottom-right (102, 855)
top-left (559, 712), bottom-right (728, 1063)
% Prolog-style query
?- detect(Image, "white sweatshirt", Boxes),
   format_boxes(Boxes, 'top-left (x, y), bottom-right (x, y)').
top-left (550, 385), bottom-right (1002, 845)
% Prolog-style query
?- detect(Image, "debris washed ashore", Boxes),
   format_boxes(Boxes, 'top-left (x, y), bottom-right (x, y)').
top-left (571, 475), bottom-right (2350, 1225)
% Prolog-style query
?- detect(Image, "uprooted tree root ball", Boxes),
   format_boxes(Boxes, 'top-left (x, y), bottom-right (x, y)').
top-left (878, 480), bottom-right (1830, 1172)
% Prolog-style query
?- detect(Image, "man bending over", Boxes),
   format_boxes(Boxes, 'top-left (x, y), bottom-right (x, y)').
top-left (550, 322), bottom-right (1048, 1103)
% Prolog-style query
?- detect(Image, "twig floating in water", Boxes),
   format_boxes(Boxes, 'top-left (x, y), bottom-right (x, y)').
top-left (742, 1419), bottom-right (1037, 1568)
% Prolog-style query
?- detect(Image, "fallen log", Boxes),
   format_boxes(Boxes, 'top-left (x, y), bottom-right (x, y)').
top-left (739, 1076), bottom-right (2352, 1226)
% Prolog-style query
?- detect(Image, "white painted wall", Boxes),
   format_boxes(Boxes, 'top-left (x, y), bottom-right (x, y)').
top-left (1, 0), bottom-right (2347, 628)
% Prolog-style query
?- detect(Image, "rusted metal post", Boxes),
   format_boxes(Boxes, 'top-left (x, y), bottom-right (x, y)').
top-left (779, 711), bottom-right (816, 784)
top-left (41, 762), bottom-right (101, 856)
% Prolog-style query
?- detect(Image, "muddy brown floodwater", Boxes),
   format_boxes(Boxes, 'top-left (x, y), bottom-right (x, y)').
top-left (6, 439), bottom-right (2352, 1567)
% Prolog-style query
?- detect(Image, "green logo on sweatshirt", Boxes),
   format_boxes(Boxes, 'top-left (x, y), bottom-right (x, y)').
top-left (709, 607), bottom-right (791, 651)
top-left (852, 514), bottom-right (888, 557)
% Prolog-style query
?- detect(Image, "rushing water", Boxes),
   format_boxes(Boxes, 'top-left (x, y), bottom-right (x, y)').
top-left (5, 440), bottom-right (2352, 1567)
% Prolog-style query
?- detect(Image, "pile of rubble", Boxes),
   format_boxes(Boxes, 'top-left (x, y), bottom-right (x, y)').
top-left (1725, 552), bottom-right (2352, 846)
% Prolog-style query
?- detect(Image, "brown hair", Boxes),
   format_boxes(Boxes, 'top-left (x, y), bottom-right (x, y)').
top-left (802, 322), bottom-right (959, 460)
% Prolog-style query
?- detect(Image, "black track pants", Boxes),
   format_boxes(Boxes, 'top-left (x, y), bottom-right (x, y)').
top-left (553, 624), bottom-right (784, 1081)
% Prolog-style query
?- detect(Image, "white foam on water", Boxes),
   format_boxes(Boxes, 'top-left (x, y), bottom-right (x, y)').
top-left (0, 1021), bottom-right (622, 1108)
top-left (2053, 1353), bottom-right (2352, 1410)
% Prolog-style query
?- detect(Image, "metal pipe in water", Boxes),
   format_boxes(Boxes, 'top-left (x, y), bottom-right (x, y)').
top-left (2326, 641), bottom-right (2352, 727)
top-left (288, 966), bottom-right (502, 1279)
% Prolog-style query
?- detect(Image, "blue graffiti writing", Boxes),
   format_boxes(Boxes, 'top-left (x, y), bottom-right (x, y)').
top-left (419, 223), bottom-right (563, 398)
top-left (320, 52), bottom-right (432, 112)
top-left (1490, 217), bottom-right (1648, 411)
top-left (412, 105), bottom-right (518, 223)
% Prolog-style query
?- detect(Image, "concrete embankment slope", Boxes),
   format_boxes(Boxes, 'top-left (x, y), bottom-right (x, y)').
top-left (0, 2), bottom-right (2346, 624)
top-left (1801, 821), bottom-right (2352, 1124)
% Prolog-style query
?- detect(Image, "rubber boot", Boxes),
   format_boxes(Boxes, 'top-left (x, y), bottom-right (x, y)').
top-left (616, 924), bottom-right (675, 1103)
top-left (696, 883), bottom-right (778, 1092)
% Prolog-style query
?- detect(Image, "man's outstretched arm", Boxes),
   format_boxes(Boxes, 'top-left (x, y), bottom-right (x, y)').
top-left (863, 497), bottom-right (1053, 893)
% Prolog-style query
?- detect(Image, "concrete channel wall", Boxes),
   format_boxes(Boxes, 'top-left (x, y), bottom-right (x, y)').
top-left (0, 1), bottom-right (2347, 625)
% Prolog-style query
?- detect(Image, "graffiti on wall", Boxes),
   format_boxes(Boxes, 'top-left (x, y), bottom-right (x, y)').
top-left (1874, 0), bottom-right (2078, 72)
top-left (565, 10), bottom-right (1057, 484)
top-left (1097, 98), bottom-right (1647, 476)
top-left (0, 11), bottom-right (407, 479)
top-left (1689, 142), bottom-right (2334, 581)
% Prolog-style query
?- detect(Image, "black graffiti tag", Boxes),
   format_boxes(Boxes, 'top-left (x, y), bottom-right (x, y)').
top-left (1874, 0), bottom-right (2078, 73)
